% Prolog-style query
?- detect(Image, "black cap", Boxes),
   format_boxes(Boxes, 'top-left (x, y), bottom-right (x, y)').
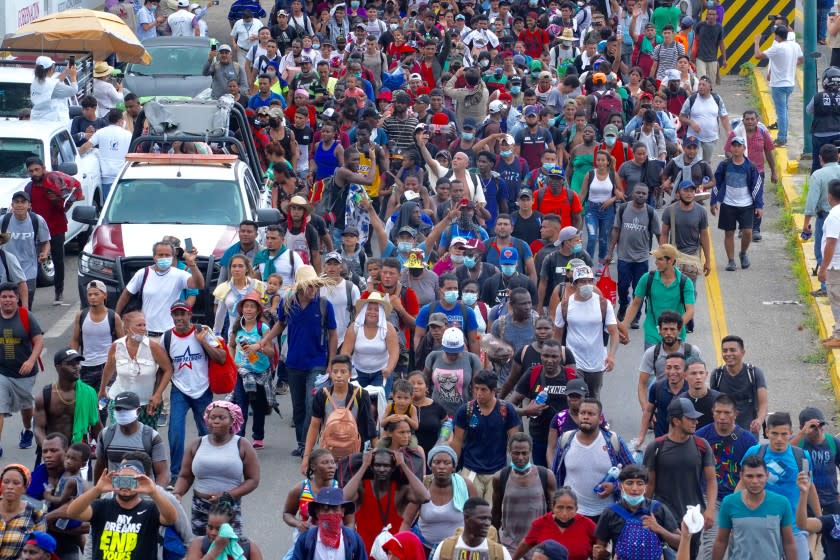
top-left (113, 391), bottom-right (141, 410)
top-left (799, 407), bottom-right (826, 426)
top-left (565, 378), bottom-right (588, 396)
top-left (667, 397), bottom-right (703, 419)
top-left (12, 190), bottom-right (30, 202)
top-left (54, 347), bottom-right (84, 365)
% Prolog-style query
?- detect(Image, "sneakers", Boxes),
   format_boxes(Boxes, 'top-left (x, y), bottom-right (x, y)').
top-left (753, 230), bottom-right (762, 242)
top-left (53, 298), bottom-right (70, 306)
top-left (291, 445), bottom-right (304, 456)
top-left (275, 381), bottom-right (289, 396)
top-left (768, 122), bottom-right (778, 130)
top-left (19, 429), bottom-right (34, 449)
top-left (739, 252), bottom-right (751, 269)
top-left (166, 475), bottom-right (178, 492)
top-left (157, 414), bottom-right (168, 427)
top-left (726, 260), bottom-right (737, 271)
top-left (812, 288), bottom-right (828, 297)
top-left (253, 439), bottom-right (264, 450)
top-left (630, 319), bottom-right (640, 330)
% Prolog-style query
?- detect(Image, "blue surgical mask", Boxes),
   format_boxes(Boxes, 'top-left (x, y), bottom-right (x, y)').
top-left (529, 0), bottom-right (538, 5)
top-left (351, 0), bottom-right (360, 7)
top-left (463, 256), bottom-right (477, 268)
top-left (510, 461), bottom-right (532, 472)
top-left (511, 86), bottom-right (521, 94)
top-left (572, 243), bottom-right (582, 253)
top-left (462, 293), bottom-right (478, 305)
top-left (443, 290), bottom-right (460, 304)
top-left (501, 264), bottom-right (516, 276)
top-left (462, 132), bottom-right (475, 141)
top-left (450, 254), bottom-right (464, 264)
top-left (622, 492), bottom-right (646, 507)
top-left (604, 136), bottom-right (616, 147)
top-left (398, 242), bottom-right (413, 253)
top-left (500, 150), bottom-right (513, 158)
top-left (313, 44), bottom-right (321, 49)
top-left (156, 257), bottom-right (173, 270)
top-left (542, 163), bottom-right (554, 172)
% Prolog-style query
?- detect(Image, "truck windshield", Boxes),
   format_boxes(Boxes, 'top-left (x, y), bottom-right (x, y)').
top-left (103, 178), bottom-right (245, 225)
top-left (0, 83), bottom-right (33, 119)
top-left (0, 138), bottom-right (43, 178)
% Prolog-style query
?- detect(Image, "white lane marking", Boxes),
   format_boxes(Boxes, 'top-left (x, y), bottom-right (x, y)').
top-left (44, 306), bottom-right (79, 339)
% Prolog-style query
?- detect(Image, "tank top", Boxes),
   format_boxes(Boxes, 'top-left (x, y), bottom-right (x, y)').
top-left (285, 224), bottom-right (311, 265)
top-left (356, 479), bottom-right (403, 550)
top-left (298, 478), bottom-right (339, 521)
top-left (314, 140), bottom-right (339, 180)
top-left (499, 467), bottom-right (547, 550)
top-left (81, 312), bottom-right (113, 366)
top-left (351, 325), bottom-right (389, 373)
top-left (192, 435), bottom-right (244, 494)
top-left (358, 149), bottom-right (382, 197)
top-left (108, 337), bottom-right (158, 404)
top-left (587, 172), bottom-right (614, 204)
top-left (417, 492), bottom-right (463, 545)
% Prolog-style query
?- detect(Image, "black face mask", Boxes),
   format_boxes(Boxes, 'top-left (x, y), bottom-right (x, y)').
top-left (409, 268), bottom-right (424, 277)
top-left (555, 517), bottom-right (575, 528)
top-left (268, 117), bottom-right (281, 128)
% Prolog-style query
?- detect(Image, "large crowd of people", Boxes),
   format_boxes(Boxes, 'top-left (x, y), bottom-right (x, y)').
top-left (1, 0), bottom-right (838, 559)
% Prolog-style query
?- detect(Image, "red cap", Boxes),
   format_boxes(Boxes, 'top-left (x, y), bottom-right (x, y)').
top-left (498, 91), bottom-right (513, 103)
top-left (431, 113), bottom-right (450, 125)
top-left (377, 90), bottom-right (393, 102)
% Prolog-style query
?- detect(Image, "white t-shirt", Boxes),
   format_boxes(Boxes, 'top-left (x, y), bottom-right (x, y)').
top-left (431, 536), bottom-right (512, 560)
top-left (230, 19), bottom-right (258, 51)
top-left (167, 328), bottom-right (210, 398)
top-left (320, 279), bottom-right (360, 345)
top-left (257, 249), bottom-right (305, 287)
top-left (822, 205), bottom-right (840, 270)
top-left (563, 431), bottom-right (616, 516)
top-left (167, 9), bottom-right (195, 37)
top-left (89, 125), bottom-right (132, 179)
top-left (764, 40), bottom-right (803, 88)
top-left (680, 93), bottom-right (727, 143)
top-left (126, 267), bottom-right (191, 333)
top-left (554, 294), bottom-right (617, 372)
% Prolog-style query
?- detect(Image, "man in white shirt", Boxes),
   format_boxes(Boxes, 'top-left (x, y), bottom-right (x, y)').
top-left (753, 26), bottom-right (804, 147)
top-left (553, 265), bottom-right (619, 400)
top-left (230, 10), bottom-right (260, 61)
top-left (679, 76), bottom-right (731, 163)
top-left (818, 179), bottom-right (840, 348)
top-left (136, 0), bottom-right (164, 42)
top-left (320, 251), bottom-right (360, 346)
top-left (80, 109), bottom-right (132, 200)
top-left (115, 240), bottom-right (205, 338)
top-left (463, 15), bottom-right (499, 52)
top-left (167, 0), bottom-right (195, 36)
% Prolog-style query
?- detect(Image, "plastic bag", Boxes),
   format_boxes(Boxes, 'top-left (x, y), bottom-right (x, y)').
top-left (596, 267), bottom-right (618, 305)
top-left (369, 524), bottom-right (393, 560)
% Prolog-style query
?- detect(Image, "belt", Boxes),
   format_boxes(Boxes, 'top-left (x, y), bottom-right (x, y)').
top-left (147, 331), bottom-right (164, 338)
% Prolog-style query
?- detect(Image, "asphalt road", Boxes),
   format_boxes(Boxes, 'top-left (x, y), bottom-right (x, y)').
top-left (0, 2), bottom-right (832, 555)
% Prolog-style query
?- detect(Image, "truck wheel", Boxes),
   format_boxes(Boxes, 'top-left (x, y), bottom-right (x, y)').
top-left (37, 256), bottom-right (55, 287)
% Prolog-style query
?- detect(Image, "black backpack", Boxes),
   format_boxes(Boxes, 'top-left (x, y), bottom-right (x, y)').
top-left (77, 308), bottom-right (117, 353)
top-left (1, 212), bottom-right (41, 253)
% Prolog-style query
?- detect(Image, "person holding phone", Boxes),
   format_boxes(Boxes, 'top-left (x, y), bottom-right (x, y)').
top-left (66, 458), bottom-right (178, 560)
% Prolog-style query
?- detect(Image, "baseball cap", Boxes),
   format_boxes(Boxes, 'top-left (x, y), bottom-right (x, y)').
top-left (603, 124), bottom-right (619, 137)
top-left (677, 180), bottom-right (696, 190)
top-left (86, 280), bottom-right (107, 294)
top-left (441, 327), bottom-right (465, 353)
top-left (342, 225), bottom-right (360, 237)
top-left (459, 198), bottom-right (475, 209)
top-left (681, 15), bottom-right (695, 26)
top-left (54, 347), bottom-right (84, 365)
top-left (300, 55), bottom-right (312, 64)
top-left (25, 532), bottom-right (58, 560)
top-left (667, 397), bottom-right (703, 419)
top-left (404, 189), bottom-right (421, 201)
top-left (398, 226), bottom-right (418, 238)
top-left (277, 9), bottom-right (289, 15)
top-left (451, 236), bottom-right (469, 247)
top-left (256, 106), bottom-right (271, 115)
top-left (572, 265), bottom-right (594, 282)
top-left (683, 136), bottom-right (700, 147)
top-left (170, 300), bottom-right (192, 312)
top-left (464, 238), bottom-right (484, 252)
top-left (564, 98), bottom-right (578, 109)
top-left (462, 118), bottom-right (478, 131)
top-left (509, 75), bottom-right (523, 85)
top-left (524, 105), bottom-right (539, 117)
top-left (218, 44), bottom-right (232, 52)
top-left (546, 165), bottom-right (564, 178)
top-left (518, 188), bottom-right (533, 199)
top-left (488, 100), bottom-right (505, 114)
top-left (501, 133), bottom-right (515, 145)
top-left (532, 540), bottom-right (569, 560)
top-left (500, 246), bottom-right (519, 265)
top-left (799, 407), bottom-right (826, 426)
top-left (558, 226), bottom-right (579, 243)
top-left (428, 312), bottom-right (448, 327)
top-left (731, 135), bottom-right (746, 146)
top-left (666, 68), bottom-right (681, 82)
top-left (36, 56), bottom-right (55, 69)
top-left (565, 378), bottom-right (589, 396)
top-left (12, 190), bottom-right (30, 201)
top-left (113, 391), bottom-right (141, 410)
top-left (416, 94), bottom-right (431, 104)
top-left (538, 70), bottom-right (552, 80)
top-left (377, 90), bottom-right (393, 102)
top-left (324, 251), bottom-right (343, 263)
top-left (177, 0), bottom-right (189, 7)
top-left (455, 13), bottom-right (466, 20)
top-left (651, 244), bottom-right (679, 260)
top-left (409, 73), bottom-right (422, 81)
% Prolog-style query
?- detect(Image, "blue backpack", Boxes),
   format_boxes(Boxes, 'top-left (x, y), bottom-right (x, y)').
top-left (609, 501), bottom-right (665, 560)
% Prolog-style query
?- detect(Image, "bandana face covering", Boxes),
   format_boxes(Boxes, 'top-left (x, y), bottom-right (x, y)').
top-left (318, 512), bottom-right (343, 548)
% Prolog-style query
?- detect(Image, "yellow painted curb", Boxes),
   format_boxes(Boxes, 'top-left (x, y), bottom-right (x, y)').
top-left (751, 67), bottom-right (840, 403)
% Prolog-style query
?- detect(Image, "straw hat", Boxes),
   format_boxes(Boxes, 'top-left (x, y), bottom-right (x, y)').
top-left (286, 265), bottom-right (337, 297)
top-left (560, 28), bottom-right (575, 42)
top-left (93, 61), bottom-right (114, 78)
top-left (355, 291), bottom-right (392, 315)
top-left (289, 195), bottom-right (312, 212)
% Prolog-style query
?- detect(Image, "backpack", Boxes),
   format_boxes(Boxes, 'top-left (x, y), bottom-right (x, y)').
top-left (311, 176), bottom-right (338, 223)
top-left (610, 501), bottom-right (665, 560)
top-left (650, 434), bottom-right (708, 493)
top-left (344, 280), bottom-right (355, 321)
top-left (495, 310), bottom-right (537, 342)
top-left (526, 361), bottom-right (573, 395)
top-left (652, 342), bottom-right (694, 370)
top-left (594, 90), bottom-right (624, 130)
top-left (535, 186), bottom-right (574, 209)
top-left (685, 92), bottom-right (723, 117)
top-left (617, 202), bottom-right (655, 250)
top-left (465, 398), bottom-right (509, 432)
top-left (643, 270), bottom-right (687, 314)
top-left (2, 212), bottom-right (41, 253)
top-left (756, 443), bottom-right (807, 473)
top-left (437, 527), bottom-right (505, 560)
top-left (558, 294), bottom-right (608, 346)
top-left (320, 387), bottom-right (362, 459)
top-left (555, 427), bottom-right (624, 481)
top-left (102, 423), bottom-right (154, 454)
top-left (499, 465), bottom-right (551, 510)
top-left (710, 364), bottom-right (758, 412)
top-left (125, 267), bottom-right (151, 314)
top-left (77, 309), bottom-right (117, 354)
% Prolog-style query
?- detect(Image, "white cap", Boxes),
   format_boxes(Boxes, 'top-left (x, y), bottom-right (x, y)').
top-left (189, 2), bottom-right (200, 10)
top-left (404, 190), bottom-right (420, 201)
top-left (500, 133), bottom-right (515, 145)
top-left (441, 327), bottom-right (465, 353)
top-left (488, 100), bottom-right (505, 114)
top-left (177, 0), bottom-right (189, 7)
top-left (572, 265), bottom-right (594, 283)
top-left (35, 56), bottom-right (55, 69)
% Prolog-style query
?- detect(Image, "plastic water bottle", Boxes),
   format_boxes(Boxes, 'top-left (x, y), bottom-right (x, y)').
top-left (594, 465), bottom-right (622, 495)
top-left (438, 418), bottom-right (453, 442)
top-left (629, 438), bottom-right (644, 464)
top-left (535, 389), bottom-right (549, 405)
top-left (151, 144), bottom-right (161, 154)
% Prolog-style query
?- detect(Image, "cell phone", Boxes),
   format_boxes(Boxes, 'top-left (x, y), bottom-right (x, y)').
top-left (112, 475), bottom-right (138, 490)
top-left (68, 55), bottom-right (75, 66)
top-left (184, 237), bottom-right (194, 253)
top-left (211, 43), bottom-right (217, 51)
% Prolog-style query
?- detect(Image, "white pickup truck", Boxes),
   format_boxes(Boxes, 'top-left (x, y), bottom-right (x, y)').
top-left (0, 119), bottom-right (103, 284)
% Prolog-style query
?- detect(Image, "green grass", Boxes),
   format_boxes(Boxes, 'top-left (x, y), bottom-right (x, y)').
top-left (803, 348), bottom-right (828, 364)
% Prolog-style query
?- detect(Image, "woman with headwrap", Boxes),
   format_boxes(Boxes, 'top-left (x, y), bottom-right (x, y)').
top-left (398, 445), bottom-right (477, 554)
top-left (387, 200), bottom-right (433, 244)
top-left (172, 401), bottom-right (261, 538)
top-left (0, 464), bottom-right (46, 560)
top-left (340, 291), bottom-right (400, 390)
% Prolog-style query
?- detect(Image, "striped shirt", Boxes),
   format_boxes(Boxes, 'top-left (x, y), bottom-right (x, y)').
top-left (384, 114), bottom-right (420, 152)
top-left (653, 41), bottom-right (686, 80)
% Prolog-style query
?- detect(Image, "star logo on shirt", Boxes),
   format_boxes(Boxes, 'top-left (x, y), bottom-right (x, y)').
top-left (173, 348), bottom-right (197, 370)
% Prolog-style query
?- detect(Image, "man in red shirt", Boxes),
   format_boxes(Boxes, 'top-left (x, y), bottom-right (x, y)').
top-left (25, 157), bottom-right (82, 305)
top-left (533, 166), bottom-right (583, 230)
top-left (518, 12), bottom-right (550, 59)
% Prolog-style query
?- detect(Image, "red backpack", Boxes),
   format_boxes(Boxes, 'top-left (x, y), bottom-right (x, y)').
top-left (594, 90), bottom-right (624, 130)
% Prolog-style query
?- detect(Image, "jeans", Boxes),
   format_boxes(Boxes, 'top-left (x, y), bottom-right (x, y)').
top-left (616, 260), bottom-right (648, 321)
top-left (793, 531), bottom-right (809, 560)
top-left (168, 385), bottom-right (213, 476)
top-left (585, 203), bottom-right (616, 260)
top-left (814, 214), bottom-right (827, 266)
top-left (812, 133), bottom-right (840, 172)
top-left (355, 368), bottom-right (391, 397)
top-left (819, 7), bottom-right (828, 41)
top-left (233, 376), bottom-right (268, 441)
top-left (331, 227), bottom-right (344, 252)
top-left (102, 176), bottom-right (116, 202)
top-left (50, 233), bottom-right (66, 299)
top-left (770, 86), bottom-right (794, 144)
top-left (578, 370), bottom-right (604, 399)
top-left (287, 366), bottom-right (319, 448)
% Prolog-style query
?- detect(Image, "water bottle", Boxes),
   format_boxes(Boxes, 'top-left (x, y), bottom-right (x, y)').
top-left (56, 518), bottom-right (69, 530)
top-left (98, 397), bottom-right (109, 411)
top-left (594, 465), bottom-right (622, 495)
top-left (152, 144), bottom-right (161, 154)
top-left (438, 418), bottom-right (453, 442)
top-left (629, 438), bottom-right (644, 464)
top-left (535, 389), bottom-right (549, 405)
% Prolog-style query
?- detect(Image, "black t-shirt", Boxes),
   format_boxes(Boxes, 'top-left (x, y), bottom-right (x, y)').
top-left (293, 124), bottom-right (314, 148)
top-left (90, 499), bottom-right (161, 560)
top-left (416, 400), bottom-right (448, 457)
top-left (678, 389), bottom-right (721, 430)
top-left (514, 362), bottom-right (576, 442)
top-left (512, 211), bottom-right (543, 245)
top-left (642, 436), bottom-right (715, 518)
top-left (539, 250), bottom-right (594, 307)
top-left (480, 272), bottom-right (538, 307)
top-left (710, 365), bottom-right (767, 430)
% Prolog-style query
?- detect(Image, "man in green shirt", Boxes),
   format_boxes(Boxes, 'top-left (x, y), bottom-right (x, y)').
top-left (618, 244), bottom-right (695, 347)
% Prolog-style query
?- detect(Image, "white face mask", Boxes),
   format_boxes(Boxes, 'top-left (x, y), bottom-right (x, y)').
top-left (578, 284), bottom-right (594, 298)
top-left (129, 330), bottom-right (145, 343)
top-left (114, 409), bottom-right (138, 426)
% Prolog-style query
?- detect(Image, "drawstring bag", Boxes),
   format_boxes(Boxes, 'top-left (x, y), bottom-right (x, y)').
top-left (596, 267), bottom-right (618, 305)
